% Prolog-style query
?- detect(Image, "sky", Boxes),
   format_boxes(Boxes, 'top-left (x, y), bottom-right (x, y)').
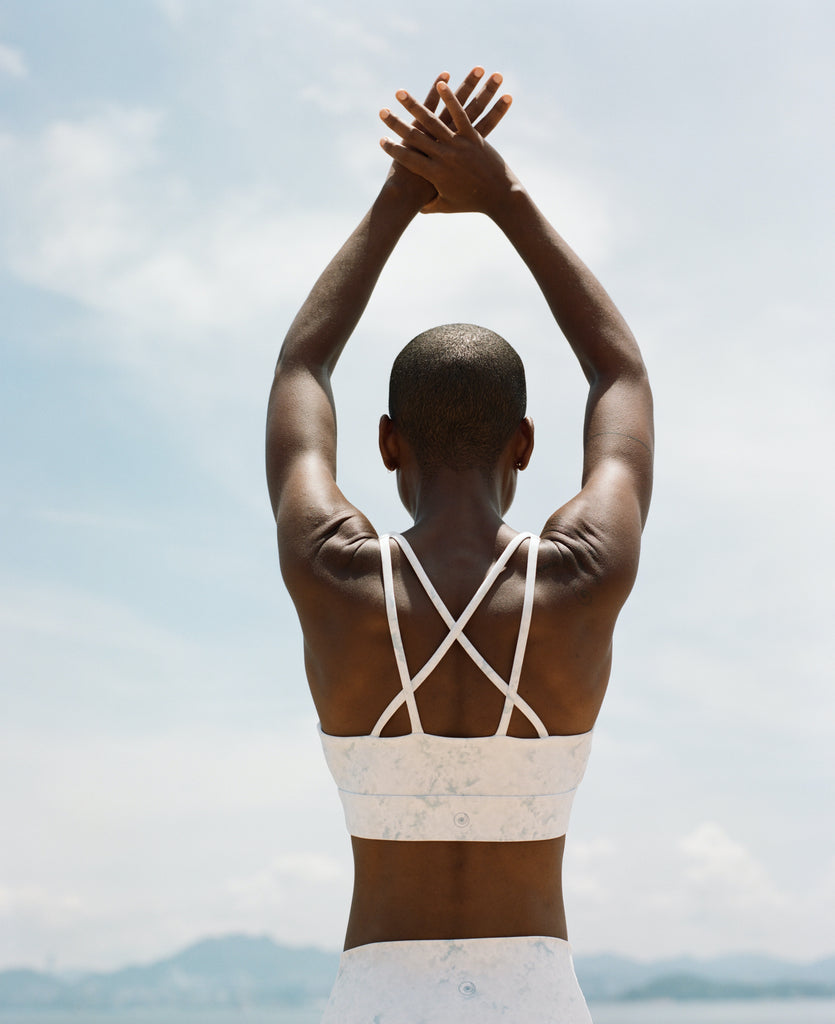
top-left (1, 0), bottom-right (833, 972)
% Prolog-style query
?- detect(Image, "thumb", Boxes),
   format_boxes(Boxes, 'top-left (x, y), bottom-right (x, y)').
top-left (421, 196), bottom-right (452, 214)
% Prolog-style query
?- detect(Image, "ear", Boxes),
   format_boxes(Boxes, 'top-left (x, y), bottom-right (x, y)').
top-left (513, 417), bottom-right (535, 470)
top-left (378, 414), bottom-right (400, 471)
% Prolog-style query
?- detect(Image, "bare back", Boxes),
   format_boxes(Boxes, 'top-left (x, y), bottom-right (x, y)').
top-left (291, 518), bottom-right (627, 949)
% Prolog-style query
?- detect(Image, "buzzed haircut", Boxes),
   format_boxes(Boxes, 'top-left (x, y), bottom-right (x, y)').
top-left (388, 324), bottom-right (527, 475)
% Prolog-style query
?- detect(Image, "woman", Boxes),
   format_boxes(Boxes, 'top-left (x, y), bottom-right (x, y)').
top-left (266, 67), bottom-right (653, 1024)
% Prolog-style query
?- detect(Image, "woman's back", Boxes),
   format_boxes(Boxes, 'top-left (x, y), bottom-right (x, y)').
top-left (306, 523), bottom-right (617, 949)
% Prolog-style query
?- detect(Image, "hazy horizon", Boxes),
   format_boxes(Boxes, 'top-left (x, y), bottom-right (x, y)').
top-left (8, 931), bottom-right (835, 975)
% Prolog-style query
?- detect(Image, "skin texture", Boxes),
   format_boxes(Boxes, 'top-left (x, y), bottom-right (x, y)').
top-left (266, 70), bottom-right (653, 951)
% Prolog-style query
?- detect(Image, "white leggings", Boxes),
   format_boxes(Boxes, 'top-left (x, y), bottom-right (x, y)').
top-left (320, 935), bottom-right (593, 1023)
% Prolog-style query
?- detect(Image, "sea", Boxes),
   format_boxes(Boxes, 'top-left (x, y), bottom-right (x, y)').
top-left (2, 1004), bottom-right (834, 1024)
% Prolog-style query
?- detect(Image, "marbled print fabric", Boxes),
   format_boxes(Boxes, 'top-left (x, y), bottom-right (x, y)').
top-left (320, 935), bottom-right (594, 1023)
top-left (319, 727), bottom-right (593, 841)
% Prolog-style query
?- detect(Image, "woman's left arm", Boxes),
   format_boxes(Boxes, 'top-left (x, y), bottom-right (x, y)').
top-left (266, 177), bottom-right (420, 526)
top-left (267, 69), bottom-right (511, 581)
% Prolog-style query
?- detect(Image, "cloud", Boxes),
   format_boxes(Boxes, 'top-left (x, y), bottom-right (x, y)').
top-left (305, 5), bottom-right (391, 56)
top-left (228, 853), bottom-right (347, 907)
top-left (0, 571), bottom-right (306, 735)
top-left (0, 41), bottom-right (27, 77)
top-left (2, 107), bottom-right (280, 333)
top-left (0, 92), bottom-right (619, 525)
top-left (0, 578), bottom-right (206, 725)
top-left (0, 719), bottom-right (347, 968)
top-left (680, 822), bottom-right (785, 910)
top-left (564, 837), bottom-right (617, 903)
top-left (0, 885), bottom-right (84, 924)
top-left (564, 820), bottom-right (834, 960)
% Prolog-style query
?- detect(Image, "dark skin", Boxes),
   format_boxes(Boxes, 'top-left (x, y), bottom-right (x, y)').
top-left (267, 70), bottom-right (653, 950)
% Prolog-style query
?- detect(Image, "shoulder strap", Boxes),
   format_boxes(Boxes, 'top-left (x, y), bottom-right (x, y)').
top-left (378, 534), bottom-right (423, 735)
top-left (495, 534), bottom-right (540, 736)
top-left (373, 532), bottom-right (548, 738)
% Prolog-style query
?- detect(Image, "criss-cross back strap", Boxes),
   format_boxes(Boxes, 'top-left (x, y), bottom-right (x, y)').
top-left (373, 532), bottom-right (547, 738)
top-left (379, 535), bottom-right (423, 734)
top-left (497, 532), bottom-right (541, 736)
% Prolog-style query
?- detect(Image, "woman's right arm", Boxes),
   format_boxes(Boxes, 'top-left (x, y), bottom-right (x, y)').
top-left (381, 83), bottom-right (653, 597)
top-left (488, 182), bottom-right (654, 527)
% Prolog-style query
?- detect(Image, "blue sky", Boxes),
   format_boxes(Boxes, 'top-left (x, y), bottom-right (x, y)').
top-left (1, 0), bottom-right (833, 970)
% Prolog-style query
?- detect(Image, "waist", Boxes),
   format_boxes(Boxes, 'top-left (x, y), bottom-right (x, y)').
top-left (345, 835), bottom-right (567, 951)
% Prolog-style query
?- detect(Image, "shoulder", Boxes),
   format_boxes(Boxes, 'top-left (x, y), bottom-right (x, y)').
top-left (278, 508), bottom-right (384, 612)
top-left (536, 471), bottom-right (644, 617)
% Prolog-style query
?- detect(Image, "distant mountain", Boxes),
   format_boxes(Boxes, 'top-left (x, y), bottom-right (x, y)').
top-left (575, 950), bottom-right (835, 999)
top-left (620, 973), bottom-right (835, 1001)
top-left (0, 935), bottom-right (338, 1010)
top-left (0, 968), bottom-right (70, 1007)
top-left (1, 934), bottom-right (833, 1008)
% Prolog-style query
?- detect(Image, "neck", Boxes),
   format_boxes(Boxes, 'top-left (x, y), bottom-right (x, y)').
top-left (406, 467), bottom-right (508, 540)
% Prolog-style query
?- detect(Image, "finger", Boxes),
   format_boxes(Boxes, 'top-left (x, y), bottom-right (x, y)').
top-left (379, 137), bottom-right (434, 178)
top-left (379, 107), bottom-right (440, 155)
top-left (464, 72), bottom-right (503, 123)
top-left (395, 89), bottom-right (454, 142)
top-left (421, 72), bottom-right (450, 115)
top-left (437, 80), bottom-right (477, 137)
top-left (438, 66), bottom-right (484, 126)
top-left (474, 94), bottom-right (512, 138)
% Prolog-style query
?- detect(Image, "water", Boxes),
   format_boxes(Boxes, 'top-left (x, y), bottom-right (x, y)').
top-left (591, 1001), bottom-right (835, 1023)
top-left (2, 1003), bottom-right (834, 1024)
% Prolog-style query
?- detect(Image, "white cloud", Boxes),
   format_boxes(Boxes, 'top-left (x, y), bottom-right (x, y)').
top-left (680, 822), bottom-right (785, 910)
top-left (0, 41), bottom-right (27, 77)
top-left (2, 101), bottom-right (619, 345)
top-left (0, 571), bottom-right (305, 738)
top-left (0, 103), bottom-right (361, 483)
top-left (0, 578), bottom-right (204, 724)
top-left (3, 108), bottom-right (257, 329)
top-left (228, 853), bottom-right (347, 907)
top-left (0, 721), bottom-right (348, 967)
top-left (1, 578), bottom-right (178, 652)
top-left (0, 885), bottom-right (84, 923)
top-left (0, 95), bottom-right (618, 521)
top-left (306, 6), bottom-right (390, 55)
top-left (564, 821), bottom-right (835, 960)
top-left (154, 0), bottom-right (188, 25)
top-left (564, 837), bottom-right (617, 903)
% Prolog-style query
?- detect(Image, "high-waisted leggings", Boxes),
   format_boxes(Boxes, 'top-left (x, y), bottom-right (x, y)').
top-left (320, 935), bottom-right (593, 1023)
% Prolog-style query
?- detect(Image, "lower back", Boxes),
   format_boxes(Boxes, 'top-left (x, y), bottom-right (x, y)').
top-left (344, 836), bottom-right (567, 950)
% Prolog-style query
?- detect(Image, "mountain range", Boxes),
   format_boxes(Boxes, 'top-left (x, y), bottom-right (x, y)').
top-left (2, 934), bottom-right (834, 1008)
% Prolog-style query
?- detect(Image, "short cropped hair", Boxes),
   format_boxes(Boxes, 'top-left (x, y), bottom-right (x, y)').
top-left (388, 324), bottom-right (526, 475)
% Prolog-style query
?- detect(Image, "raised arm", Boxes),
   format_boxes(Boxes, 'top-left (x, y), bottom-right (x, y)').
top-left (267, 70), bottom-right (512, 582)
top-left (381, 83), bottom-right (653, 593)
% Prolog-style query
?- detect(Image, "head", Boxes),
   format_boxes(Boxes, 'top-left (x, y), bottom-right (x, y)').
top-left (381, 324), bottom-right (532, 504)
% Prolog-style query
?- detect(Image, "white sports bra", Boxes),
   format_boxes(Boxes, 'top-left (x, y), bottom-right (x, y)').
top-left (319, 532), bottom-right (593, 842)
